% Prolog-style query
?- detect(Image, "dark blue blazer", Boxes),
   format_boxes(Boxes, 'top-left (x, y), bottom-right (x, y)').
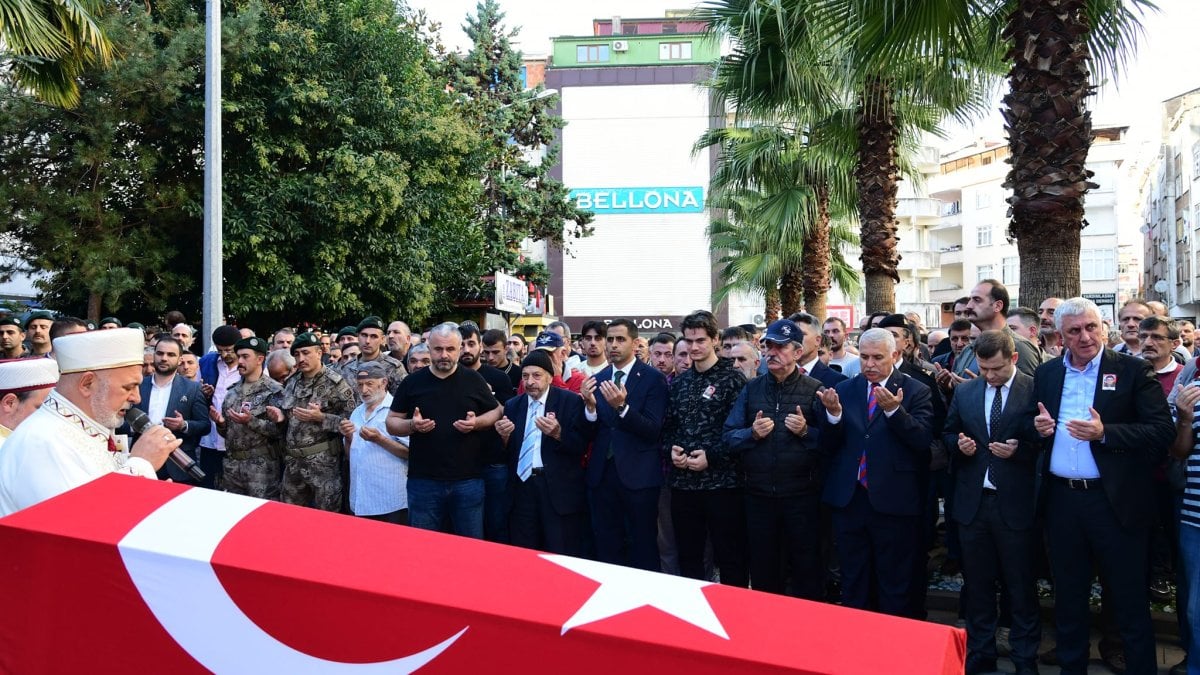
top-left (808, 360), bottom-right (848, 390)
top-left (584, 359), bottom-right (668, 490)
top-left (819, 370), bottom-right (934, 516)
top-left (130, 375), bottom-right (211, 482)
top-left (504, 387), bottom-right (589, 515)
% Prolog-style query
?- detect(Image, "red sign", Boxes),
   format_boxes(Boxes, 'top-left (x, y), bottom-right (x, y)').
top-left (0, 476), bottom-right (965, 673)
top-left (827, 305), bottom-right (856, 329)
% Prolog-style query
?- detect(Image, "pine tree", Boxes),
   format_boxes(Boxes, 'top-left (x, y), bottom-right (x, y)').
top-left (448, 0), bottom-right (592, 275)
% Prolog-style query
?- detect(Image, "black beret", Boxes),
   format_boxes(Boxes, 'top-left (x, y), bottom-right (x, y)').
top-left (211, 325), bottom-right (242, 347)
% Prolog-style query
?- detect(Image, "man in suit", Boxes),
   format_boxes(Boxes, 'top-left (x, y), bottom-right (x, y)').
top-left (495, 350), bottom-right (589, 556)
top-left (1029, 297), bottom-right (1174, 675)
top-left (582, 318), bottom-right (669, 571)
top-left (789, 314), bottom-right (848, 390)
top-left (817, 328), bottom-right (934, 616)
top-left (128, 336), bottom-right (210, 484)
top-left (944, 330), bottom-right (1041, 675)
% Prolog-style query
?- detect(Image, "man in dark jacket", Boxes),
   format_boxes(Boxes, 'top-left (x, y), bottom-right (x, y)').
top-left (662, 310), bottom-right (749, 587)
top-left (724, 318), bottom-right (827, 598)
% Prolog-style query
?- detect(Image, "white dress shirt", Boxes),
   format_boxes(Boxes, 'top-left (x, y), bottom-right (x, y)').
top-left (147, 373), bottom-right (175, 425)
top-left (982, 370), bottom-right (1017, 489)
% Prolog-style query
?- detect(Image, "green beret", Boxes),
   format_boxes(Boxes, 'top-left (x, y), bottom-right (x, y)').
top-left (291, 331), bottom-right (321, 353)
top-left (23, 310), bottom-right (54, 329)
top-left (127, 322), bottom-right (145, 330)
top-left (357, 315), bottom-right (384, 332)
top-left (337, 325), bottom-right (358, 338)
top-left (99, 316), bottom-right (122, 327)
top-left (235, 336), bottom-right (268, 355)
top-left (0, 316), bottom-right (21, 329)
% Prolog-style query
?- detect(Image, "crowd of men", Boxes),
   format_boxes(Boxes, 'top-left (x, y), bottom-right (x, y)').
top-left (1, 279), bottom-right (1199, 675)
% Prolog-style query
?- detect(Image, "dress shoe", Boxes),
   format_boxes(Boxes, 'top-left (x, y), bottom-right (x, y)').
top-left (995, 627), bottom-right (1012, 657)
top-left (1100, 650), bottom-right (1126, 674)
top-left (1037, 648), bottom-right (1057, 666)
top-left (964, 656), bottom-right (998, 675)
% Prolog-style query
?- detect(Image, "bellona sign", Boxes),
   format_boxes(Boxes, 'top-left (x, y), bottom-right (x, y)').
top-left (569, 187), bottom-right (705, 214)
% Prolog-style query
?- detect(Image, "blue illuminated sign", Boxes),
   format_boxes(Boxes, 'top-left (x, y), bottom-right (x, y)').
top-left (569, 187), bottom-right (705, 214)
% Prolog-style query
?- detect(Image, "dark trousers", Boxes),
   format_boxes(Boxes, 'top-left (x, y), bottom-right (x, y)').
top-left (671, 487), bottom-right (748, 587)
top-left (360, 508), bottom-right (408, 525)
top-left (483, 463), bottom-right (511, 544)
top-left (589, 459), bottom-right (659, 571)
top-left (509, 472), bottom-right (582, 556)
top-left (198, 446), bottom-right (224, 490)
top-left (957, 491), bottom-right (1041, 667)
top-left (1045, 481), bottom-right (1155, 675)
top-left (832, 485), bottom-right (920, 617)
top-left (744, 491), bottom-right (822, 599)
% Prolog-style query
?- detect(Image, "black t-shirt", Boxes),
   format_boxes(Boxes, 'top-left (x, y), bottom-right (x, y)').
top-left (499, 360), bottom-right (521, 390)
top-left (475, 364), bottom-right (515, 464)
top-left (390, 366), bottom-right (500, 480)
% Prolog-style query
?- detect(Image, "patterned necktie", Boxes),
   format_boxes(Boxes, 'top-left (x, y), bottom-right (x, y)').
top-left (989, 385), bottom-right (1004, 441)
top-left (859, 383), bottom-right (877, 489)
top-left (517, 400), bottom-right (542, 481)
top-left (606, 370), bottom-right (625, 460)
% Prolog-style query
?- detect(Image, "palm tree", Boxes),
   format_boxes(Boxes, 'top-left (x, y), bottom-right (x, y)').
top-left (2, 0), bottom-right (113, 107)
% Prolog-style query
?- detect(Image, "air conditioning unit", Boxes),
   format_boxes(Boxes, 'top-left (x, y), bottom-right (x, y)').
top-left (612, 40), bottom-right (629, 52)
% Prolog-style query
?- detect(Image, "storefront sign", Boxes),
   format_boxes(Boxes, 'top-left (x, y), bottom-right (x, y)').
top-left (569, 187), bottom-right (704, 214)
top-left (494, 272), bottom-right (529, 314)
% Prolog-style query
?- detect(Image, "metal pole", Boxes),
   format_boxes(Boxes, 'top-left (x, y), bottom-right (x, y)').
top-left (202, 0), bottom-right (223, 350)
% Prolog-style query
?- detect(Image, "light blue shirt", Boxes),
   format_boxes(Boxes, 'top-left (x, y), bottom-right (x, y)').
top-left (1049, 350), bottom-right (1103, 479)
top-left (348, 393), bottom-right (408, 516)
top-left (524, 391), bottom-right (550, 470)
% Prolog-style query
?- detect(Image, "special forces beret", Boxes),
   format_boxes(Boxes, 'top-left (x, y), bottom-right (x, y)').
top-left (23, 310), bottom-right (54, 329)
top-left (337, 325), bottom-right (358, 339)
top-left (99, 317), bottom-right (122, 328)
top-left (357, 316), bottom-right (385, 332)
top-left (290, 332), bottom-right (321, 353)
top-left (235, 336), bottom-right (268, 355)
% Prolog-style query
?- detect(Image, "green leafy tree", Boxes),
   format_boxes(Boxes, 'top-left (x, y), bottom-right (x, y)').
top-left (1, 0), bottom-right (113, 107)
top-left (447, 0), bottom-right (592, 278)
top-left (222, 0), bottom-right (485, 325)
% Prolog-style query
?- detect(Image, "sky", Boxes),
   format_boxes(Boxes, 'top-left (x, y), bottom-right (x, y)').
top-left (409, 0), bottom-right (1200, 153)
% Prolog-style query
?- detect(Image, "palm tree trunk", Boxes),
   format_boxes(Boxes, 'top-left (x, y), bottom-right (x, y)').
top-left (780, 266), bottom-right (803, 317)
top-left (1002, 0), bottom-right (1094, 303)
top-left (855, 77), bottom-right (901, 314)
top-left (802, 182), bottom-right (832, 321)
top-left (764, 285), bottom-right (781, 322)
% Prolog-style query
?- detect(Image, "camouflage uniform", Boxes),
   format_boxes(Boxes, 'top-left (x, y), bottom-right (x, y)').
top-left (220, 376), bottom-right (284, 500)
top-left (279, 366), bottom-right (356, 511)
top-left (341, 352), bottom-right (405, 401)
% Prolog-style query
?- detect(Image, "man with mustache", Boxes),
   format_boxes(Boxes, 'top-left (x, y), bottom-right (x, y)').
top-left (215, 336), bottom-right (284, 500)
top-left (950, 279), bottom-right (1042, 385)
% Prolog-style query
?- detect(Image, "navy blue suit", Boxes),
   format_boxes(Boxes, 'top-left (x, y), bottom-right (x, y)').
top-left (128, 375), bottom-right (211, 484)
top-left (585, 359), bottom-right (668, 571)
top-left (806, 360), bottom-right (848, 390)
top-left (504, 387), bottom-right (589, 555)
top-left (820, 369), bottom-right (933, 616)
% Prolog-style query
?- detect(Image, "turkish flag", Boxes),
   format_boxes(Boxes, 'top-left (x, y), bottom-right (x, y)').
top-left (0, 475), bottom-right (965, 674)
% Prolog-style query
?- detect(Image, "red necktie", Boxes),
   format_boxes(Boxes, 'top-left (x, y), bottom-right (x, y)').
top-left (107, 436), bottom-right (118, 453)
top-left (858, 383), bottom-right (877, 489)
top-left (799, 367), bottom-right (807, 376)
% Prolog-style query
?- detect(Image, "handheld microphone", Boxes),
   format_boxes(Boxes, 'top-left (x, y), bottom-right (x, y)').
top-left (125, 408), bottom-right (206, 482)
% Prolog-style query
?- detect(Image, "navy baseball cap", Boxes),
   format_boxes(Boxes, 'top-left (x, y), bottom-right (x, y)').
top-left (762, 319), bottom-right (801, 344)
top-left (534, 331), bottom-right (564, 351)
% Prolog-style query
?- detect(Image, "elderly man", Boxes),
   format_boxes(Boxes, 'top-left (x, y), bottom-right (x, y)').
top-left (728, 341), bottom-right (760, 381)
top-left (215, 337), bottom-right (284, 500)
top-left (340, 362), bottom-right (409, 524)
top-left (406, 344), bottom-right (431, 372)
top-left (387, 321), bottom-right (412, 364)
top-left (0, 329), bottom-right (179, 516)
top-left (0, 358), bottom-right (59, 447)
top-left (271, 328), bottom-right (296, 353)
top-left (265, 332), bottom-right (356, 512)
top-left (266, 349), bottom-right (295, 384)
top-left (171, 324), bottom-right (196, 352)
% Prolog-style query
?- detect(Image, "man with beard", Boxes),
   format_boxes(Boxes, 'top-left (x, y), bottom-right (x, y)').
top-left (1180, 320), bottom-right (1198, 358)
top-left (459, 323), bottom-right (516, 543)
top-left (823, 316), bottom-right (860, 377)
top-left (508, 333), bottom-right (529, 361)
top-left (265, 332), bottom-right (356, 512)
top-left (23, 310), bottom-right (54, 358)
top-left (481, 328), bottom-right (521, 389)
top-left (197, 325), bottom-right (245, 489)
top-left (127, 336), bottom-right (210, 485)
top-left (341, 316), bottom-right (405, 399)
top-left (1039, 297), bottom-right (1064, 357)
top-left (951, 279), bottom-right (1041, 384)
top-left (387, 320), bottom-right (412, 365)
top-left (340, 362), bottom-right (409, 524)
top-left (386, 323), bottom-right (503, 538)
top-left (0, 317), bottom-right (26, 359)
top-left (729, 341), bottom-right (760, 381)
top-left (566, 321), bottom-right (609, 378)
top-left (0, 329), bottom-right (179, 515)
top-left (215, 337), bottom-right (284, 500)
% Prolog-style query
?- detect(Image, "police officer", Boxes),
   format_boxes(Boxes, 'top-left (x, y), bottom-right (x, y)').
top-left (266, 332), bottom-right (356, 511)
top-left (216, 336), bottom-right (285, 500)
top-left (341, 316), bottom-right (405, 399)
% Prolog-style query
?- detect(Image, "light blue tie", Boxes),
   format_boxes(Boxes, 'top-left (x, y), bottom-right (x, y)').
top-left (517, 400), bottom-right (542, 481)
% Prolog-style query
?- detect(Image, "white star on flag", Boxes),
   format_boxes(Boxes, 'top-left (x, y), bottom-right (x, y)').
top-left (541, 554), bottom-right (729, 639)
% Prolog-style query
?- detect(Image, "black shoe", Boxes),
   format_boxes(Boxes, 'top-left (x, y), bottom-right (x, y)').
top-left (1037, 648), bottom-right (1057, 666)
top-left (1100, 650), bottom-right (1127, 674)
top-left (1150, 577), bottom-right (1174, 602)
top-left (965, 656), bottom-right (998, 675)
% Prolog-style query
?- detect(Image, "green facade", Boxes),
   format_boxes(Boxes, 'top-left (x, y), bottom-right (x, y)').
top-left (550, 33), bottom-right (718, 68)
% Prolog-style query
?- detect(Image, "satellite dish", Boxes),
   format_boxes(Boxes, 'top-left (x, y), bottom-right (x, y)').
top-left (1155, 279), bottom-right (1169, 293)
top-left (1160, 241), bottom-right (1170, 254)
top-left (1140, 224), bottom-right (1150, 234)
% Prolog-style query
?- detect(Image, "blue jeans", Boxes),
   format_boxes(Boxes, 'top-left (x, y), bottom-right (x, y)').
top-left (407, 477), bottom-right (484, 539)
top-left (1180, 523), bottom-right (1200, 673)
top-left (483, 463), bottom-right (511, 544)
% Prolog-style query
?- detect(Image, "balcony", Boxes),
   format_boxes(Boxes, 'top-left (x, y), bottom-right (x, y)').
top-left (895, 198), bottom-right (944, 224)
top-left (938, 244), bottom-right (963, 266)
top-left (898, 250), bottom-right (941, 278)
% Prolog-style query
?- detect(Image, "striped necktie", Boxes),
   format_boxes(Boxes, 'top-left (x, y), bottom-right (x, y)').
top-left (517, 400), bottom-right (542, 481)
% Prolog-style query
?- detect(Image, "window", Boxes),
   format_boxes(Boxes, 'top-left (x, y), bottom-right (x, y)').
top-left (975, 190), bottom-right (991, 209)
top-left (977, 223), bottom-right (993, 247)
top-left (1080, 248), bottom-right (1116, 281)
top-left (977, 264), bottom-right (994, 280)
top-left (1002, 257), bottom-right (1019, 285)
top-left (577, 44), bottom-right (610, 63)
top-left (659, 42), bottom-right (693, 60)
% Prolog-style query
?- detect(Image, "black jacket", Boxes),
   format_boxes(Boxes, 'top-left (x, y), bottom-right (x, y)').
top-left (723, 367), bottom-right (826, 497)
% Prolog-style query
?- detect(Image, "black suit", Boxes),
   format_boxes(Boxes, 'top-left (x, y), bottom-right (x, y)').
top-left (804, 359), bottom-right (847, 390)
top-left (1025, 349), bottom-right (1174, 675)
top-left (504, 388), bottom-right (588, 555)
top-left (944, 371), bottom-right (1041, 669)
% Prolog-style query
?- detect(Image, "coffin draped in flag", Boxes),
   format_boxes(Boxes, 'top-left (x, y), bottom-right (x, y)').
top-left (0, 475), bottom-right (965, 674)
